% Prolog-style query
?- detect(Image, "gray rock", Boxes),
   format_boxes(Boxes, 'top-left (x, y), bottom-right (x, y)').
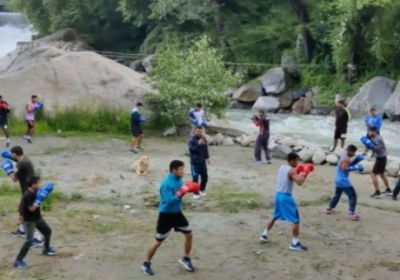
top-left (386, 161), bottom-right (400, 177)
top-left (347, 77), bottom-right (395, 118)
top-left (292, 88), bottom-right (308, 100)
top-left (282, 138), bottom-right (297, 147)
top-left (271, 144), bottom-right (292, 159)
top-left (212, 133), bottom-right (225, 146)
top-left (163, 127), bottom-right (176, 136)
top-left (142, 55), bottom-right (156, 73)
top-left (241, 135), bottom-right (255, 146)
top-left (260, 67), bottom-right (286, 94)
top-left (222, 137), bottom-right (235, 146)
top-left (252, 96), bottom-right (280, 112)
top-left (312, 148), bottom-right (326, 165)
top-left (232, 83), bottom-right (263, 102)
top-left (230, 100), bottom-right (254, 110)
top-left (279, 90), bottom-right (295, 109)
top-left (129, 60), bottom-right (146, 72)
top-left (298, 146), bottom-right (316, 163)
top-left (326, 154), bottom-right (338, 165)
top-left (384, 80), bottom-right (400, 121)
top-left (292, 97), bottom-right (313, 114)
top-left (332, 147), bottom-right (345, 157)
top-left (359, 160), bottom-right (374, 174)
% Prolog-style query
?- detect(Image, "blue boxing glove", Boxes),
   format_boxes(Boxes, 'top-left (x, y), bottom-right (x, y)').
top-left (201, 120), bottom-right (207, 127)
top-left (139, 116), bottom-right (146, 123)
top-left (350, 154), bottom-right (364, 166)
top-left (191, 118), bottom-right (198, 125)
top-left (1, 159), bottom-right (14, 175)
top-left (1, 149), bottom-right (14, 161)
top-left (349, 164), bottom-right (363, 172)
top-left (34, 182), bottom-right (54, 207)
top-left (34, 101), bottom-right (44, 111)
top-left (360, 136), bottom-right (374, 149)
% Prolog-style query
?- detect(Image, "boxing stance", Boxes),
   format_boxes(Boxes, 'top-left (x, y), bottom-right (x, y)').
top-left (361, 127), bottom-right (392, 198)
top-left (130, 102), bottom-right (146, 153)
top-left (23, 95), bottom-right (43, 144)
top-left (363, 108), bottom-right (382, 156)
top-left (0, 95), bottom-right (11, 147)
top-left (2, 146), bottom-right (43, 246)
top-left (259, 153), bottom-right (313, 251)
top-left (13, 177), bottom-right (57, 268)
top-left (141, 160), bottom-right (199, 276)
top-left (188, 103), bottom-right (207, 137)
top-left (188, 126), bottom-right (210, 199)
top-left (326, 145), bottom-right (361, 220)
top-left (252, 110), bottom-right (271, 164)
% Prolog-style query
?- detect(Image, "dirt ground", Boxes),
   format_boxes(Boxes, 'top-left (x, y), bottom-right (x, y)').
top-left (0, 134), bottom-right (399, 280)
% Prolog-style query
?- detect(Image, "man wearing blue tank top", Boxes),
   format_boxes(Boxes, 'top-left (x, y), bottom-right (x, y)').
top-left (326, 144), bottom-right (361, 220)
top-left (259, 152), bottom-right (309, 252)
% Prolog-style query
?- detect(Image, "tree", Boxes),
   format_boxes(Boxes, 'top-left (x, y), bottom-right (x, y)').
top-left (144, 35), bottom-right (241, 129)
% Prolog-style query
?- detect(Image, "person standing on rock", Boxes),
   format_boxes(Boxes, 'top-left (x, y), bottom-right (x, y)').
top-left (130, 102), bottom-right (146, 153)
top-left (188, 103), bottom-right (207, 137)
top-left (23, 95), bottom-right (43, 144)
top-left (0, 95), bottom-right (11, 147)
top-left (362, 108), bottom-right (383, 156)
top-left (331, 100), bottom-right (351, 152)
top-left (252, 110), bottom-right (271, 164)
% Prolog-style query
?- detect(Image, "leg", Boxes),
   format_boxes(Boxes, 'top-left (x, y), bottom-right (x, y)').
top-left (183, 232), bottom-right (193, 258)
top-left (27, 121), bottom-right (35, 137)
top-left (371, 173), bottom-right (380, 191)
top-left (36, 218), bottom-right (52, 249)
top-left (137, 133), bottom-right (144, 147)
top-left (175, 213), bottom-right (195, 272)
top-left (327, 187), bottom-right (343, 211)
top-left (381, 173), bottom-right (391, 190)
top-left (254, 135), bottom-right (262, 162)
top-left (393, 179), bottom-right (400, 199)
top-left (15, 221), bottom-right (35, 262)
top-left (130, 136), bottom-right (137, 149)
top-left (264, 134), bottom-right (271, 162)
top-left (340, 138), bottom-right (345, 149)
top-left (339, 126), bottom-right (347, 149)
top-left (191, 164), bottom-right (200, 196)
top-left (145, 239), bottom-right (163, 263)
top-left (343, 187), bottom-right (358, 214)
top-left (199, 161), bottom-right (208, 193)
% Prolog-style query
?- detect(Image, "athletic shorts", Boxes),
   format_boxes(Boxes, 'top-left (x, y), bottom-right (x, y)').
top-left (155, 212), bottom-right (191, 241)
top-left (334, 126), bottom-right (347, 139)
top-left (131, 125), bottom-right (143, 137)
top-left (372, 156), bottom-right (387, 174)
top-left (273, 192), bottom-right (300, 223)
top-left (26, 120), bottom-right (35, 129)
top-left (0, 118), bottom-right (8, 129)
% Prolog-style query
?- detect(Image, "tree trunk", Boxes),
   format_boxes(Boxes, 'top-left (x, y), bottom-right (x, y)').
top-left (289, 0), bottom-right (314, 62)
top-left (212, 0), bottom-right (235, 60)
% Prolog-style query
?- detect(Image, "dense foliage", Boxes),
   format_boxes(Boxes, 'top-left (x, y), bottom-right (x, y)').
top-left (7, 0), bottom-right (400, 104)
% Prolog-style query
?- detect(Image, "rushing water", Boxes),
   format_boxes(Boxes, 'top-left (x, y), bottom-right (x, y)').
top-left (0, 13), bottom-right (32, 58)
top-left (227, 109), bottom-right (400, 156)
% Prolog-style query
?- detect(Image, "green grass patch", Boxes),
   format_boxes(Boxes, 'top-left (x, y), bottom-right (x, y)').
top-left (210, 186), bottom-right (263, 213)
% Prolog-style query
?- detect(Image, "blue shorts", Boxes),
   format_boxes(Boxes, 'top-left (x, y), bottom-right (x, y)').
top-left (131, 125), bottom-right (143, 137)
top-left (273, 192), bottom-right (300, 223)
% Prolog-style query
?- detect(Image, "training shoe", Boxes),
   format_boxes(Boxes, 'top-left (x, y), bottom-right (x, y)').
top-left (370, 191), bottom-right (382, 198)
top-left (259, 235), bottom-right (269, 242)
top-left (254, 160), bottom-right (262, 164)
top-left (289, 242), bottom-right (308, 251)
top-left (347, 213), bottom-right (360, 220)
top-left (199, 191), bottom-right (207, 197)
top-left (26, 138), bottom-right (32, 144)
top-left (129, 149), bottom-right (138, 154)
top-left (325, 208), bottom-right (336, 214)
top-left (42, 247), bottom-right (58, 256)
top-left (192, 194), bottom-right (201, 200)
top-left (266, 160), bottom-right (271, 164)
top-left (141, 262), bottom-right (154, 276)
top-left (11, 229), bottom-right (25, 237)
top-left (383, 188), bottom-right (393, 196)
top-left (393, 196), bottom-right (398, 201)
top-left (13, 260), bottom-right (28, 269)
top-left (136, 146), bottom-right (144, 151)
top-left (179, 257), bottom-right (195, 272)
top-left (31, 238), bottom-right (44, 248)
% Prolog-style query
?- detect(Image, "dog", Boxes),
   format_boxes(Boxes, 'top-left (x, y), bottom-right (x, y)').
top-left (131, 156), bottom-right (151, 175)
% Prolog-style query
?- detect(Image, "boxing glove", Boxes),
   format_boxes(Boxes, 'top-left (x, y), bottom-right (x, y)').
top-left (1, 159), bottom-right (14, 175)
top-left (1, 149), bottom-right (14, 161)
top-left (251, 115), bottom-right (259, 122)
top-left (360, 136), bottom-right (374, 149)
top-left (34, 102), bottom-right (44, 111)
top-left (176, 182), bottom-right (200, 197)
top-left (191, 118), bottom-right (198, 125)
top-left (300, 163), bottom-right (314, 177)
top-left (350, 154), bottom-right (364, 166)
top-left (349, 164), bottom-right (363, 172)
top-left (296, 164), bottom-right (305, 174)
top-left (201, 120), bottom-right (207, 127)
top-left (34, 182), bottom-right (54, 207)
top-left (139, 116), bottom-right (146, 123)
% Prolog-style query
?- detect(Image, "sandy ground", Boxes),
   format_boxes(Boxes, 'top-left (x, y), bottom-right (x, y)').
top-left (0, 134), bottom-right (399, 280)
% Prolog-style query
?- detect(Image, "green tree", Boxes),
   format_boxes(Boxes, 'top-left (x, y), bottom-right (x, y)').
top-left (145, 35), bottom-right (241, 128)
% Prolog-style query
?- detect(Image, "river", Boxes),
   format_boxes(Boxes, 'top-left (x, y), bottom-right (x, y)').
top-left (227, 109), bottom-right (400, 156)
top-left (0, 13), bottom-right (32, 59)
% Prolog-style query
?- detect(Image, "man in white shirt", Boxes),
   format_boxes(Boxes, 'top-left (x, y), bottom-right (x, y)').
top-left (188, 103), bottom-right (206, 136)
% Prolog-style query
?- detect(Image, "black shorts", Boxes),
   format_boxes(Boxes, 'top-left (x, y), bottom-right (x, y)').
top-left (334, 126), bottom-right (347, 139)
top-left (0, 118), bottom-right (8, 129)
top-left (156, 212), bottom-right (191, 241)
top-left (26, 120), bottom-right (35, 129)
top-left (372, 156), bottom-right (387, 174)
top-left (131, 125), bottom-right (143, 137)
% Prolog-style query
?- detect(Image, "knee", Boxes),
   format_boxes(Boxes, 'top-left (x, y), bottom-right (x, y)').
top-left (185, 232), bottom-right (193, 240)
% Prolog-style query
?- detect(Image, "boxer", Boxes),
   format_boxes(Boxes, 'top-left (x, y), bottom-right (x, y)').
top-left (130, 102), bottom-right (145, 153)
top-left (259, 152), bottom-right (313, 251)
top-left (0, 96), bottom-right (11, 147)
top-left (24, 95), bottom-right (43, 144)
top-left (141, 160), bottom-right (199, 275)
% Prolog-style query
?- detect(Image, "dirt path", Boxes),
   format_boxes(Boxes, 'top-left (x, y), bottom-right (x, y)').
top-left (0, 135), bottom-right (399, 280)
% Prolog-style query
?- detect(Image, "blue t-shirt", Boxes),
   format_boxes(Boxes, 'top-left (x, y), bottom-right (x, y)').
top-left (335, 153), bottom-right (352, 188)
top-left (158, 173), bottom-right (183, 213)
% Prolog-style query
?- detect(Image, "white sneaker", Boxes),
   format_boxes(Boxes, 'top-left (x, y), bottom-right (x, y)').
top-left (192, 194), bottom-right (201, 200)
top-left (200, 191), bottom-right (207, 196)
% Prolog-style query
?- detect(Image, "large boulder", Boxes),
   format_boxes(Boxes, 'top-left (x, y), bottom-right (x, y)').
top-left (232, 83), bottom-right (263, 102)
top-left (312, 148), bottom-right (326, 165)
top-left (292, 88), bottom-right (308, 100)
top-left (326, 154), bottom-right (339, 165)
top-left (252, 96), bottom-right (279, 112)
top-left (129, 60), bottom-right (146, 73)
top-left (260, 67), bottom-right (286, 95)
top-left (291, 97), bottom-right (313, 114)
top-left (384, 80), bottom-right (400, 121)
top-left (230, 100), bottom-right (254, 110)
top-left (347, 77), bottom-right (395, 118)
top-left (386, 161), bottom-right (400, 177)
top-left (271, 144), bottom-right (292, 159)
top-left (359, 160), bottom-right (374, 174)
top-left (142, 55), bottom-right (156, 73)
top-left (279, 90), bottom-right (294, 109)
top-left (298, 146), bottom-right (317, 163)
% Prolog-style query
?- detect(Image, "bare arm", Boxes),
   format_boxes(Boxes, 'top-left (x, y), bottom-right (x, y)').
top-left (28, 205), bottom-right (38, 212)
top-left (340, 157), bottom-right (350, 171)
top-left (288, 168), bottom-right (306, 186)
top-left (9, 173), bottom-right (18, 182)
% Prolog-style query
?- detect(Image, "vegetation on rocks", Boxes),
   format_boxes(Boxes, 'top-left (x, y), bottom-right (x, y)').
top-left (6, 0), bottom-right (400, 104)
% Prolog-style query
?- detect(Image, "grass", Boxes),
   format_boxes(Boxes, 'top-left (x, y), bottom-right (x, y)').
top-left (210, 186), bottom-right (263, 213)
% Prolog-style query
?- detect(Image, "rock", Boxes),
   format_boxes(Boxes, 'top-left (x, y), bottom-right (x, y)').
top-left (291, 97), bottom-right (313, 114)
top-left (386, 161), bottom-right (400, 177)
top-left (278, 90), bottom-right (294, 109)
top-left (252, 96), bottom-right (280, 112)
top-left (271, 144), bottom-right (292, 159)
top-left (260, 67), bottom-right (286, 94)
top-left (225, 88), bottom-right (236, 98)
top-left (332, 147), bottom-right (345, 157)
top-left (347, 77), bottom-right (395, 118)
top-left (234, 135), bottom-right (245, 143)
top-left (222, 137), bottom-right (235, 146)
top-left (206, 117), bottom-right (249, 138)
top-left (232, 83), bottom-right (263, 102)
top-left (384, 80), bottom-right (400, 121)
top-left (281, 54), bottom-right (299, 76)
top-left (268, 140), bottom-right (277, 151)
top-left (86, 174), bottom-right (110, 187)
top-left (212, 133), bottom-right (225, 146)
top-left (310, 106), bottom-right (334, 116)
top-left (241, 135), bottom-right (255, 146)
top-left (163, 127), bottom-right (176, 136)
top-left (230, 100), bottom-right (254, 110)
top-left (282, 138), bottom-right (297, 147)
top-left (129, 60), bottom-right (146, 72)
top-left (326, 154), bottom-right (339, 165)
top-left (298, 146), bottom-right (316, 162)
top-left (204, 134), bottom-right (213, 143)
top-left (312, 148), bottom-right (326, 165)
top-left (142, 55), bottom-right (156, 73)
top-left (359, 160), bottom-right (374, 174)
top-left (292, 88), bottom-right (308, 100)
top-left (293, 145), bottom-right (303, 152)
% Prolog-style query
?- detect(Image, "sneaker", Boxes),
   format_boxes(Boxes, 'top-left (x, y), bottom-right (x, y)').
top-left (325, 208), bottom-right (335, 214)
top-left (289, 242), bottom-right (308, 251)
top-left (370, 191), bottom-right (382, 198)
top-left (383, 188), bottom-right (393, 196)
top-left (42, 247), bottom-right (58, 256)
top-left (13, 260), bottom-right (28, 269)
top-left (199, 191), bottom-right (207, 197)
top-left (26, 138), bottom-right (32, 144)
top-left (11, 229), bottom-right (25, 237)
top-left (141, 261), bottom-right (154, 276)
top-left (136, 146), bottom-right (144, 151)
top-left (129, 149), bottom-right (137, 154)
top-left (259, 235), bottom-right (268, 242)
top-left (393, 196), bottom-right (398, 201)
top-left (254, 160), bottom-right (262, 164)
top-left (179, 257), bottom-right (195, 272)
top-left (192, 194), bottom-right (201, 200)
top-left (347, 213), bottom-right (360, 220)
top-left (31, 238), bottom-right (44, 248)
top-left (266, 160), bottom-right (271, 164)
top-left (22, 136), bottom-right (28, 140)
top-left (6, 142), bottom-right (9, 148)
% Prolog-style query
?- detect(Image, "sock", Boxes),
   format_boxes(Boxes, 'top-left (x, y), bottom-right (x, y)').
top-left (292, 237), bottom-right (299, 245)
top-left (262, 229), bottom-right (268, 236)
top-left (34, 231), bottom-right (42, 241)
top-left (19, 224), bottom-right (25, 233)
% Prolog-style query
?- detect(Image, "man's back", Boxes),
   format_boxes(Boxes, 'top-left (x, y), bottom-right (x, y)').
top-left (276, 165), bottom-right (293, 194)
top-left (16, 157), bottom-right (35, 193)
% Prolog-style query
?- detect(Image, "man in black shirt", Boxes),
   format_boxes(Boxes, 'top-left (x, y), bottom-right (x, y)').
top-left (331, 100), bottom-right (350, 151)
top-left (252, 110), bottom-right (271, 164)
top-left (8, 146), bottom-right (43, 246)
top-left (0, 95), bottom-right (10, 147)
top-left (13, 176), bottom-right (57, 268)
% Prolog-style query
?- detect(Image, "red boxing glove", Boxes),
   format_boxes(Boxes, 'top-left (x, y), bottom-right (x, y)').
top-left (254, 121), bottom-right (260, 127)
top-left (0, 103), bottom-right (7, 109)
top-left (300, 163), bottom-right (314, 177)
top-left (296, 164), bottom-right (305, 174)
top-left (176, 182), bottom-right (200, 197)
